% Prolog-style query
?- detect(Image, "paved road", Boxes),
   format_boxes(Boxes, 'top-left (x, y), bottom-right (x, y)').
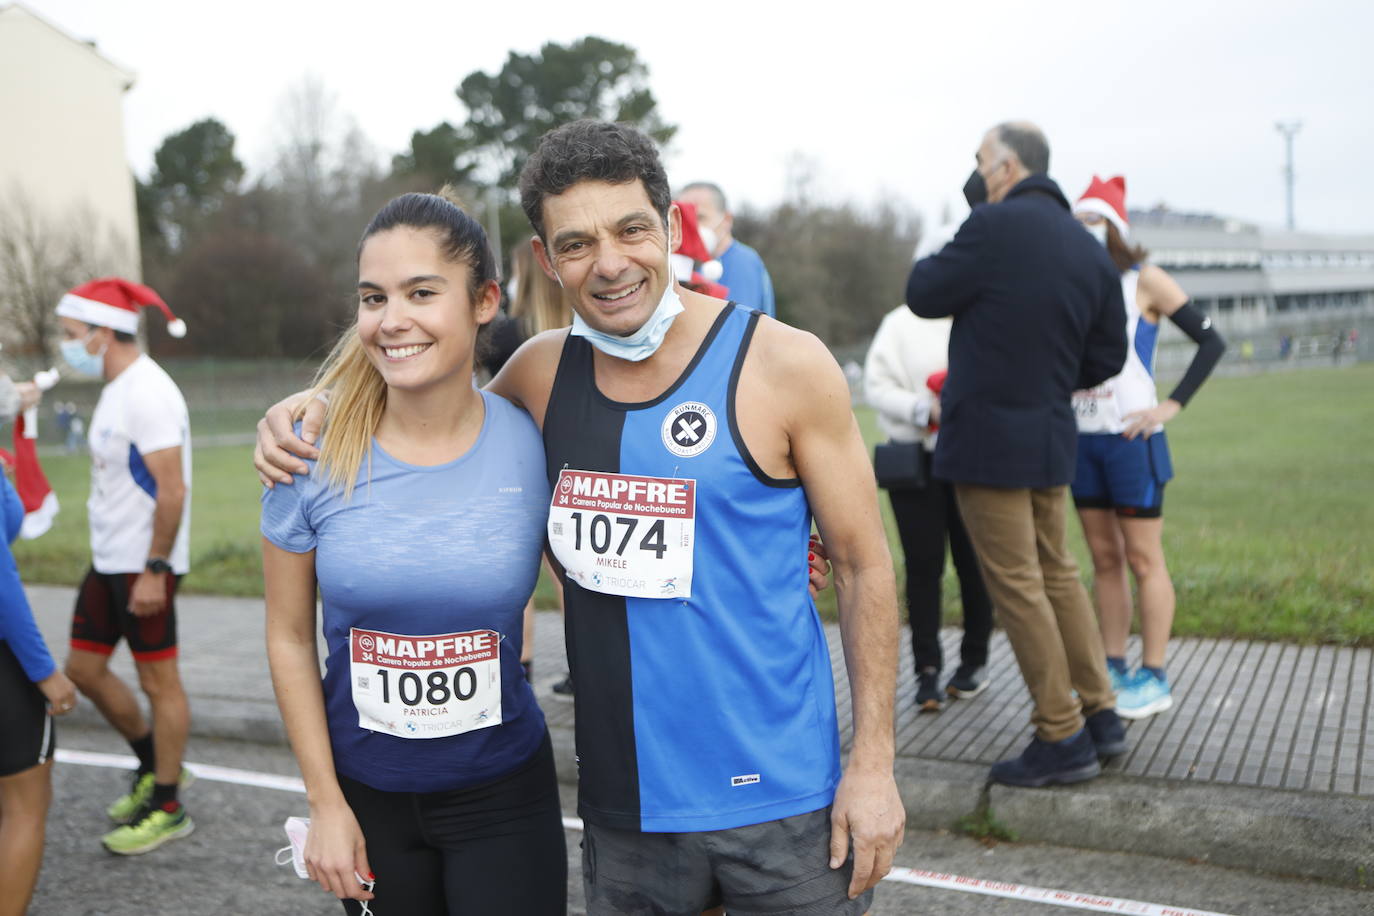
top-left (32, 726), bottom-right (1370, 916)
top-left (24, 584), bottom-right (1374, 884)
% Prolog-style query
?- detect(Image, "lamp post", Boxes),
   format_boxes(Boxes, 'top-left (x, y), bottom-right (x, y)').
top-left (1275, 120), bottom-right (1301, 231)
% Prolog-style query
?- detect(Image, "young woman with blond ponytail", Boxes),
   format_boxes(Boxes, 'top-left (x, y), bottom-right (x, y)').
top-left (261, 189), bottom-right (566, 915)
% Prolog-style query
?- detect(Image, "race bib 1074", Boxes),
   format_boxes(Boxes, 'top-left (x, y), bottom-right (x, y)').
top-left (350, 627), bottom-right (501, 740)
top-left (548, 469), bottom-right (695, 600)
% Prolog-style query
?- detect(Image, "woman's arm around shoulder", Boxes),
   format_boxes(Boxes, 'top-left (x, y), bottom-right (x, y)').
top-left (485, 328), bottom-right (569, 431)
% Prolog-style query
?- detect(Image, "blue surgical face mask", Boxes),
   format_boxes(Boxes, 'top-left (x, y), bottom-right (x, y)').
top-left (565, 228), bottom-right (684, 362)
top-left (1084, 221), bottom-right (1108, 247)
top-left (60, 332), bottom-right (106, 378)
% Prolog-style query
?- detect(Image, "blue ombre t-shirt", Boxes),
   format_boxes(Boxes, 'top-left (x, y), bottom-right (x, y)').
top-left (261, 390), bottom-right (550, 793)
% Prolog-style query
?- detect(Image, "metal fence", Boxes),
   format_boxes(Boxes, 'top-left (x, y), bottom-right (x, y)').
top-left (22, 358), bottom-right (317, 452)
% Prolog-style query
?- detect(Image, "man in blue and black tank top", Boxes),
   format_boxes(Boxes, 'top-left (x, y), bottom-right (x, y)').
top-left (498, 121), bottom-right (905, 913)
top-left (257, 120), bottom-right (906, 914)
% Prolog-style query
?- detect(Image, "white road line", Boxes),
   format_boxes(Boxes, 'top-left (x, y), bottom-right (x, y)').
top-left (56, 749), bottom-right (306, 794)
top-left (879, 869), bottom-right (1233, 915)
top-left (56, 751), bottom-right (1234, 915)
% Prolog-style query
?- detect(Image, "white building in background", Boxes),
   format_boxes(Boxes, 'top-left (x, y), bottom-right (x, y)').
top-left (1132, 208), bottom-right (1374, 332)
top-left (0, 2), bottom-right (139, 271)
top-left (1127, 208), bottom-right (1374, 369)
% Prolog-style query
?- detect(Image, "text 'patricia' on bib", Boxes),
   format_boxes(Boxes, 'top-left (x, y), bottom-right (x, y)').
top-left (350, 627), bottom-right (502, 740)
top-left (548, 469), bottom-right (696, 600)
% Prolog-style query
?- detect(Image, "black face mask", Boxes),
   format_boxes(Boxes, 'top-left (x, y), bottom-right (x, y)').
top-left (963, 169), bottom-right (987, 208)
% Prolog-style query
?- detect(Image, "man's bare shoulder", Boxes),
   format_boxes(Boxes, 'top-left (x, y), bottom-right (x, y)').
top-left (521, 326), bottom-right (572, 359)
top-left (741, 316), bottom-right (852, 434)
top-left (487, 327), bottom-right (570, 416)
top-left (748, 317), bottom-right (844, 391)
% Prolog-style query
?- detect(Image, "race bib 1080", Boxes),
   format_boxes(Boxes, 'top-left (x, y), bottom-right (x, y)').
top-left (350, 627), bottom-right (501, 740)
top-left (548, 469), bottom-right (695, 600)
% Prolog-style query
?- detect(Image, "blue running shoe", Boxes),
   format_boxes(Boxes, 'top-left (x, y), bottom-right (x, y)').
top-left (1116, 670), bottom-right (1172, 720)
top-left (1108, 665), bottom-right (1127, 694)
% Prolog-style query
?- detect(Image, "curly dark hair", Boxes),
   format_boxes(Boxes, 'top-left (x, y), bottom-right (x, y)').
top-left (518, 119), bottom-right (671, 240)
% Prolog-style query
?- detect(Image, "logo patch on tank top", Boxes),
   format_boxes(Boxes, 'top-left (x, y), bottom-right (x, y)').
top-left (662, 401), bottom-right (717, 458)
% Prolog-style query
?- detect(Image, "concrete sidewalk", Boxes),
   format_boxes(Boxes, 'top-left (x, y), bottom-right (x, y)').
top-left (25, 584), bottom-right (1373, 887)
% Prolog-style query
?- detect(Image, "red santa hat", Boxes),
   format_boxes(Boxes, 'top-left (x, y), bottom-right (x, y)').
top-left (56, 277), bottom-right (186, 338)
top-left (1075, 175), bottom-right (1130, 239)
top-left (671, 200), bottom-right (724, 284)
top-left (689, 274), bottom-right (730, 300)
top-left (0, 413), bottom-right (59, 539)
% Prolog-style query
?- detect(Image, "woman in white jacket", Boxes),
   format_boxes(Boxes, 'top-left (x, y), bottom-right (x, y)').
top-left (864, 304), bottom-right (993, 712)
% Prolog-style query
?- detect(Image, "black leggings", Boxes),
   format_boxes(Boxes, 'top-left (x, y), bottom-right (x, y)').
top-left (889, 477), bottom-right (994, 673)
top-left (338, 732), bottom-right (567, 915)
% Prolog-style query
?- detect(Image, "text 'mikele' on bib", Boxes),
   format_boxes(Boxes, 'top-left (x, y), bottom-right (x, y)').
top-left (548, 469), bottom-right (696, 599)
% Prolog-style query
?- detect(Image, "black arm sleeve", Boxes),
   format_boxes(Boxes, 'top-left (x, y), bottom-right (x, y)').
top-left (1165, 302), bottom-right (1227, 407)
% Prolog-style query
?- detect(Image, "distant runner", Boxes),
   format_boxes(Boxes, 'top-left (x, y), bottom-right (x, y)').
top-left (1071, 176), bottom-right (1227, 719)
top-left (55, 278), bottom-right (195, 854)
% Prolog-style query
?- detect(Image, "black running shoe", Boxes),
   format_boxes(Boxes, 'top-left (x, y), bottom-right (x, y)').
top-left (1085, 708), bottom-right (1128, 759)
top-left (946, 665), bottom-right (988, 699)
top-left (916, 668), bottom-right (943, 712)
top-left (551, 673), bottom-right (575, 701)
top-left (989, 730), bottom-right (1101, 788)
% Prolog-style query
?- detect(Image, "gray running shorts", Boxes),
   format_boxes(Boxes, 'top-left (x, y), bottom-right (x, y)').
top-left (582, 805), bottom-right (876, 915)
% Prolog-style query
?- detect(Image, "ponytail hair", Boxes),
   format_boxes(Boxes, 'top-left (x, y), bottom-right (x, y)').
top-left (1105, 221), bottom-right (1150, 273)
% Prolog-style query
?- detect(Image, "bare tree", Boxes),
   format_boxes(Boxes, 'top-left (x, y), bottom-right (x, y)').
top-left (736, 183), bottom-right (921, 351)
top-left (253, 74), bottom-right (389, 335)
top-left (0, 186), bottom-right (132, 365)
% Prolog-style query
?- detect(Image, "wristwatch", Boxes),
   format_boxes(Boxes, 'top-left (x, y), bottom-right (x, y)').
top-left (145, 557), bottom-right (173, 575)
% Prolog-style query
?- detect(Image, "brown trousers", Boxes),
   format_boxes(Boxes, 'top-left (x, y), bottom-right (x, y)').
top-left (955, 484), bottom-right (1114, 742)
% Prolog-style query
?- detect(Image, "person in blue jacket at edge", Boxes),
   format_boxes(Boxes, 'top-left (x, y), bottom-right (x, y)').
top-left (0, 373), bottom-right (79, 914)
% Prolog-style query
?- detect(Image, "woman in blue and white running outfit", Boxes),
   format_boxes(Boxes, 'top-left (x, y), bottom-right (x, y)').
top-left (261, 191), bottom-right (565, 915)
top-left (1071, 176), bottom-right (1226, 720)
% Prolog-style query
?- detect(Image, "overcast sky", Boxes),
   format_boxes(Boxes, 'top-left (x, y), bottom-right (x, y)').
top-left (23, 0), bottom-right (1374, 234)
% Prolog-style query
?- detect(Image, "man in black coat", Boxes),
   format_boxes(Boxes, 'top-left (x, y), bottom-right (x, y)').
top-left (906, 121), bottom-right (1129, 787)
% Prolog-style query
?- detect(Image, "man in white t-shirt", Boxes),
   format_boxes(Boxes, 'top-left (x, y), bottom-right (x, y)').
top-left (54, 278), bottom-right (196, 856)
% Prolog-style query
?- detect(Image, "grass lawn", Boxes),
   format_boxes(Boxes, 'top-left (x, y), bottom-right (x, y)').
top-left (14, 364), bottom-right (1373, 644)
top-left (13, 445), bottom-right (266, 597)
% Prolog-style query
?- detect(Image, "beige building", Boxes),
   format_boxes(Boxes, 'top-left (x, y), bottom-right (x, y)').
top-left (0, 3), bottom-right (139, 273)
